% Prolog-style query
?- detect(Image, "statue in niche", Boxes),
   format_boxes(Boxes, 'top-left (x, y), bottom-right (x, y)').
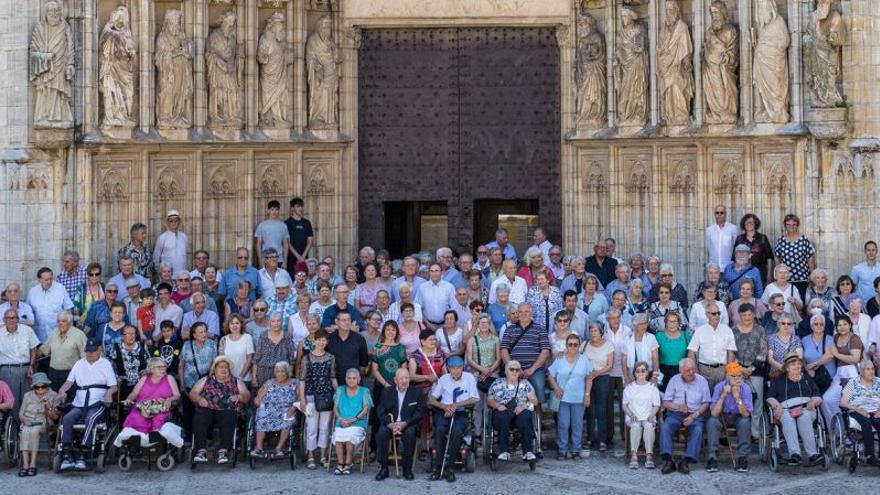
top-left (206, 10), bottom-right (243, 129)
top-left (29, 0), bottom-right (75, 129)
top-left (702, 0), bottom-right (739, 124)
top-left (258, 13), bottom-right (291, 127)
top-left (99, 5), bottom-right (137, 128)
top-left (804, 0), bottom-right (844, 107)
top-left (155, 9), bottom-right (193, 130)
top-left (753, 0), bottom-right (790, 123)
top-left (615, 7), bottom-right (648, 126)
top-left (657, 0), bottom-right (693, 126)
top-left (306, 14), bottom-right (341, 131)
top-left (574, 12), bottom-right (606, 128)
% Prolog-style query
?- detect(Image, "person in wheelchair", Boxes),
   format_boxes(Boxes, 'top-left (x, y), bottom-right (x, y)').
top-left (659, 358), bottom-right (710, 475)
top-left (113, 357), bottom-right (183, 452)
top-left (56, 340), bottom-right (118, 471)
top-left (251, 361), bottom-right (297, 458)
top-left (427, 356), bottom-right (479, 482)
top-left (17, 373), bottom-right (59, 476)
top-left (488, 360), bottom-right (539, 462)
top-left (189, 356), bottom-right (250, 464)
top-left (840, 359), bottom-right (880, 466)
top-left (767, 352), bottom-right (825, 466)
top-left (705, 362), bottom-right (752, 473)
top-left (375, 368), bottom-right (425, 481)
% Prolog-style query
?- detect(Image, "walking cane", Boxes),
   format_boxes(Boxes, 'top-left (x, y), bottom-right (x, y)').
top-left (720, 415), bottom-right (737, 469)
top-left (388, 413), bottom-right (400, 478)
top-left (439, 413), bottom-right (455, 478)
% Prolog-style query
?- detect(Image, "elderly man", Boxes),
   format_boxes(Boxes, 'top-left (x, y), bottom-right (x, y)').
top-left (427, 356), bottom-right (479, 482)
top-left (482, 247), bottom-right (505, 287)
top-left (449, 253), bottom-right (475, 290)
top-left (547, 245), bottom-right (565, 282)
top-left (307, 261), bottom-right (334, 296)
top-left (0, 283), bottom-right (36, 327)
top-left (391, 256), bottom-right (425, 302)
top-left (179, 277), bottom-right (218, 314)
top-left (190, 250), bottom-right (222, 284)
top-left (108, 255), bottom-right (151, 292)
top-left (723, 244), bottom-right (764, 299)
top-left (375, 368), bottom-right (425, 481)
top-left (181, 293), bottom-right (220, 339)
top-left (83, 282), bottom-right (123, 336)
top-left (56, 249), bottom-right (88, 303)
top-left (0, 308), bottom-right (39, 413)
top-left (586, 239), bottom-right (618, 287)
top-left (356, 246), bottom-right (376, 283)
top-left (603, 307), bottom-right (632, 452)
top-left (415, 264), bottom-right (456, 331)
top-left (266, 279), bottom-right (297, 332)
top-left (450, 287), bottom-right (471, 326)
top-left (706, 205), bottom-right (739, 270)
top-left (485, 228), bottom-right (517, 263)
top-left (705, 362), bottom-right (752, 473)
top-left (489, 260), bottom-right (527, 305)
top-left (605, 264), bottom-right (632, 304)
top-left (153, 210), bottom-right (188, 275)
top-left (531, 227), bottom-right (553, 266)
top-left (254, 200), bottom-right (291, 268)
top-left (121, 278), bottom-right (142, 321)
top-left (223, 247), bottom-right (261, 300)
top-left (258, 247), bottom-right (293, 295)
top-left (688, 301), bottom-right (737, 390)
top-left (659, 358), bottom-right (711, 474)
top-left (57, 340), bottom-right (118, 471)
top-left (500, 304), bottom-right (550, 414)
top-left (118, 223), bottom-right (154, 280)
top-left (474, 245), bottom-right (491, 272)
top-left (436, 247), bottom-right (459, 285)
top-left (39, 311), bottom-right (85, 391)
top-left (153, 283), bottom-right (183, 338)
top-left (27, 267), bottom-right (74, 343)
top-left (321, 284), bottom-right (365, 331)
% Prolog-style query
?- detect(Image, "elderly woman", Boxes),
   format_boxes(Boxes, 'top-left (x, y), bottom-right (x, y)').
top-left (224, 280), bottom-right (254, 322)
top-left (767, 352), bottom-right (824, 466)
top-left (388, 283), bottom-right (422, 324)
top-left (582, 322), bottom-right (613, 452)
top-left (797, 298), bottom-right (833, 339)
top-left (409, 330), bottom-right (446, 393)
top-left (695, 264), bottom-right (732, 305)
top-left (688, 284), bottom-right (729, 331)
top-left (154, 262), bottom-right (175, 292)
top-left (342, 265), bottom-right (359, 307)
top-left (762, 264), bottom-right (804, 319)
top-left (113, 324), bottom-right (149, 399)
top-left (728, 279), bottom-right (768, 327)
top-left (773, 214), bottom-right (816, 301)
top-left (735, 213), bottom-right (774, 284)
top-left (820, 315), bottom-right (864, 429)
top-left (768, 313), bottom-right (803, 380)
top-left (219, 314), bottom-right (254, 387)
top-left (309, 281), bottom-right (335, 322)
top-left (299, 329), bottom-right (337, 469)
top-left (579, 274), bottom-right (607, 323)
top-left (17, 373), bottom-right (59, 477)
top-left (487, 360), bottom-right (539, 461)
top-left (252, 312), bottom-right (296, 389)
top-left (487, 285), bottom-right (512, 332)
top-left (840, 360), bottom-right (880, 465)
top-left (601, 290), bottom-right (633, 328)
top-left (331, 368), bottom-right (373, 475)
top-left (804, 268), bottom-right (836, 318)
top-left (189, 356), bottom-right (250, 464)
top-left (95, 301), bottom-right (126, 357)
top-left (649, 282), bottom-right (688, 333)
top-left (560, 256), bottom-right (593, 299)
top-left (527, 271), bottom-right (563, 333)
top-left (723, 245), bottom-right (764, 300)
top-left (357, 263), bottom-right (388, 315)
top-left (625, 278), bottom-right (649, 317)
top-left (466, 313), bottom-right (500, 437)
top-left (622, 314), bottom-right (659, 385)
top-left (466, 270), bottom-right (489, 307)
top-left (547, 334), bottom-right (592, 460)
top-left (830, 275), bottom-right (856, 321)
top-left (518, 246), bottom-right (555, 287)
top-left (622, 361), bottom-right (661, 469)
top-left (847, 297), bottom-right (871, 345)
top-left (803, 314), bottom-right (836, 395)
top-left (648, 264), bottom-right (688, 308)
top-left (114, 357), bottom-right (183, 451)
top-left (642, 256), bottom-right (662, 295)
top-left (246, 299), bottom-right (270, 343)
top-left (435, 310), bottom-right (464, 358)
top-left (251, 361), bottom-right (298, 458)
top-left (656, 312), bottom-right (690, 391)
top-left (179, 322), bottom-right (217, 437)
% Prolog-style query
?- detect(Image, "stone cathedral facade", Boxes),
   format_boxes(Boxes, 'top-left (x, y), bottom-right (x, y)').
top-left (0, 0), bottom-right (878, 290)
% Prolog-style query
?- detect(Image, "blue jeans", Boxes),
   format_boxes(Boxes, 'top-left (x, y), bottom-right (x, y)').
top-left (492, 409), bottom-right (534, 454)
top-left (660, 411), bottom-right (705, 462)
top-left (527, 368), bottom-right (547, 406)
top-left (557, 402), bottom-right (585, 453)
top-left (586, 375), bottom-right (609, 445)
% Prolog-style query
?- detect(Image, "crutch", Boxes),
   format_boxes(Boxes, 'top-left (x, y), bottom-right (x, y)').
top-left (388, 414), bottom-right (400, 478)
top-left (439, 413), bottom-right (455, 478)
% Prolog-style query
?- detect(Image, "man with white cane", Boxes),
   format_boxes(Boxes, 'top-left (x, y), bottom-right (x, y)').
top-left (427, 356), bottom-right (479, 482)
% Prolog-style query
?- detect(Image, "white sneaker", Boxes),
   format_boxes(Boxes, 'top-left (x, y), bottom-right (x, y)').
top-left (497, 452), bottom-right (511, 461)
top-left (523, 452), bottom-right (536, 461)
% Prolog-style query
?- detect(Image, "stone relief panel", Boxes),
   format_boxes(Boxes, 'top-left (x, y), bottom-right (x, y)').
top-left (29, 0), bottom-right (75, 130)
top-left (616, 7), bottom-right (649, 128)
top-left (93, 155), bottom-right (138, 267)
top-left (99, 5), bottom-right (138, 134)
top-left (756, 148), bottom-right (796, 231)
top-left (657, 1), bottom-right (694, 127)
top-left (303, 151), bottom-right (340, 250)
top-left (702, 0), bottom-right (739, 124)
top-left (203, 154), bottom-right (246, 263)
top-left (661, 148), bottom-right (700, 288)
top-left (804, 0), bottom-right (845, 107)
top-left (344, 0), bottom-right (570, 19)
top-left (752, 0), bottom-right (790, 123)
top-left (574, 12), bottom-right (606, 130)
top-left (155, 9), bottom-right (193, 131)
top-left (615, 149), bottom-right (653, 254)
top-left (149, 153), bottom-right (194, 245)
top-left (710, 150), bottom-right (746, 219)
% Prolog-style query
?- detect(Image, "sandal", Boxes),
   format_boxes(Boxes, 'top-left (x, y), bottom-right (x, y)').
top-left (333, 465), bottom-right (345, 475)
top-left (250, 448), bottom-right (265, 458)
top-left (306, 456), bottom-right (317, 469)
top-left (629, 454), bottom-right (639, 469)
top-left (273, 449), bottom-right (285, 458)
top-left (645, 454), bottom-right (655, 469)
top-left (17, 468), bottom-right (28, 477)
top-left (27, 467), bottom-right (37, 476)
top-left (342, 464), bottom-right (352, 475)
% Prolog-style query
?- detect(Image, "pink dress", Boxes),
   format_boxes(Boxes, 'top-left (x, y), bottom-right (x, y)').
top-left (123, 375), bottom-right (174, 433)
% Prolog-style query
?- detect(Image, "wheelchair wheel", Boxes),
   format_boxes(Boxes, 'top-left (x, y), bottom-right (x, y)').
top-left (157, 452), bottom-right (176, 471)
top-left (53, 452), bottom-right (63, 473)
top-left (3, 415), bottom-right (19, 467)
top-left (758, 412), bottom-right (770, 462)
top-left (768, 448), bottom-right (779, 472)
top-left (528, 458), bottom-right (536, 471)
top-left (830, 414), bottom-right (845, 465)
top-left (464, 449), bottom-right (476, 473)
top-left (95, 453), bottom-right (106, 473)
top-left (118, 453), bottom-right (133, 472)
top-left (848, 455), bottom-right (858, 473)
top-left (289, 451), bottom-right (296, 470)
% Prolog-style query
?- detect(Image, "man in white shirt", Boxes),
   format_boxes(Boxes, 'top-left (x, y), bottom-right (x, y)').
top-left (153, 210), bottom-right (189, 275)
top-left (705, 205), bottom-right (739, 270)
top-left (688, 301), bottom-right (737, 390)
top-left (26, 267), bottom-right (74, 342)
top-left (57, 340), bottom-right (118, 471)
top-left (426, 356), bottom-right (479, 482)
top-left (532, 227), bottom-right (553, 266)
top-left (258, 247), bottom-right (293, 295)
top-left (415, 264), bottom-right (456, 330)
top-left (152, 283), bottom-right (183, 338)
top-left (0, 308), bottom-right (39, 413)
top-left (489, 260), bottom-right (527, 305)
top-left (603, 308), bottom-right (632, 452)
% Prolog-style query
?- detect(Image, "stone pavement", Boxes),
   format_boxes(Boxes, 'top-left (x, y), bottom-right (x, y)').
top-left (4, 451), bottom-right (879, 494)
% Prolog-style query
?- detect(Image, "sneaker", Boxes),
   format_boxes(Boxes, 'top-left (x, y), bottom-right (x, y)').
top-left (614, 448), bottom-right (626, 458)
top-left (788, 453), bottom-right (802, 466)
top-left (444, 468), bottom-right (456, 482)
top-left (705, 458), bottom-right (718, 473)
top-left (193, 451), bottom-right (208, 463)
top-left (60, 456), bottom-right (75, 471)
top-left (736, 457), bottom-right (749, 472)
top-left (217, 451), bottom-right (230, 464)
top-left (808, 454), bottom-right (824, 466)
top-left (497, 452), bottom-right (511, 461)
top-left (571, 452), bottom-right (582, 461)
top-left (579, 449), bottom-right (591, 458)
top-left (598, 442), bottom-right (607, 453)
top-left (629, 454), bottom-right (639, 469)
top-left (661, 459), bottom-right (677, 474)
top-left (523, 452), bottom-right (536, 461)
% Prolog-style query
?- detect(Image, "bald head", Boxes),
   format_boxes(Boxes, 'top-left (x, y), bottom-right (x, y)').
top-left (394, 367), bottom-right (411, 390)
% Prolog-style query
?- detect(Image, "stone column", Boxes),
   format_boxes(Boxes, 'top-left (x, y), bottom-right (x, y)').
top-left (605, 0), bottom-right (616, 128)
top-left (648, 0), bottom-right (660, 127)
top-left (788, 0), bottom-right (804, 125)
top-left (82, 0), bottom-right (99, 137)
top-left (193, 0), bottom-right (208, 134)
top-left (245, 0), bottom-right (258, 135)
top-left (739, 0), bottom-right (753, 125)
top-left (139, 0), bottom-right (154, 134)
top-left (692, 0), bottom-right (705, 127)
top-left (288, 0), bottom-right (300, 135)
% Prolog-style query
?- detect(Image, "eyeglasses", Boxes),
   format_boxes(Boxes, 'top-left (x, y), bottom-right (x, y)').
top-left (556, 318), bottom-right (569, 323)
top-left (33, 385), bottom-right (47, 389)
top-left (477, 251), bottom-right (489, 255)
top-left (714, 211), bottom-right (725, 215)
top-left (253, 307), bottom-right (268, 312)
top-left (566, 343), bottom-right (579, 347)
top-left (707, 312), bottom-right (720, 316)
top-left (3, 316), bottom-right (16, 320)
top-left (550, 252), bottom-right (562, 256)
top-left (661, 273), bottom-right (673, 277)
top-left (88, 272), bottom-right (101, 277)
top-left (106, 289), bottom-right (118, 293)
top-left (635, 369), bottom-right (648, 373)
top-left (508, 368), bottom-right (521, 372)
top-left (773, 302), bottom-right (784, 306)
top-left (237, 256), bottom-right (249, 259)
top-left (778, 322), bottom-right (793, 326)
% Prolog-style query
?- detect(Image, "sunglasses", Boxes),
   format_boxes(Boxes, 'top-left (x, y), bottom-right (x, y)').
top-left (556, 319), bottom-right (570, 323)
top-left (508, 368), bottom-right (521, 372)
top-left (707, 312), bottom-right (720, 316)
top-left (714, 211), bottom-right (725, 215)
top-left (106, 289), bottom-right (118, 293)
top-left (89, 272), bottom-right (101, 277)
top-left (33, 385), bottom-right (47, 389)
top-left (566, 342), bottom-right (579, 347)
top-left (253, 307), bottom-right (268, 312)
top-left (635, 369), bottom-right (648, 373)
top-left (778, 322), bottom-right (793, 326)
top-left (477, 251), bottom-right (489, 255)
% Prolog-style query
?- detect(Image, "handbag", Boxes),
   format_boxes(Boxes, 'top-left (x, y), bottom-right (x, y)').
top-left (785, 378), bottom-right (806, 419)
top-left (314, 393), bottom-right (333, 412)
top-left (811, 336), bottom-right (832, 393)
top-left (504, 380), bottom-right (521, 411)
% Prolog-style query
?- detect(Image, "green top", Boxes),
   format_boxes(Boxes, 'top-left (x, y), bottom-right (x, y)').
top-left (370, 342), bottom-right (408, 384)
top-left (334, 385), bottom-right (373, 429)
top-left (656, 330), bottom-right (691, 366)
top-left (471, 332), bottom-right (499, 369)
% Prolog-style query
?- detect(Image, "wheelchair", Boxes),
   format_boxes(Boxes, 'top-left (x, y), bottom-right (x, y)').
top-left (113, 401), bottom-right (185, 472)
top-left (483, 403), bottom-right (540, 472)
top-left (245, 410), bottom-right (297, 470)
top-left (829, 408), bottom-right (880, 473)
top-left (760, 400), bottom-right (830, 472)
top-left (1, 412), bottom-right (20, 468)
top-left (188, 410), bottom-right (245, 469)
top-left (428, 406), bottom-right (476, 473)
top-left (51, 397), bottom-right (118, 474)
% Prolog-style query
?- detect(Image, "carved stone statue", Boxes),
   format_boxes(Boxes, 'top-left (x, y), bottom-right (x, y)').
top-left (206, 10), bottom-right (242, 129)
top-left (657, 1), bottom-right (693, 126)
top-left (574, 12), bottom-right (606, 128)
top-left (702, 0), bottom-right (739, 124)
top-left (306, 15), bottom-right (341, 131)
top-left (753, 0), bottom-right (790, 123)
top-left (155, 9), bottom-right (193, 130)
top-left (99, 5), bottom-right (137, 128)
top-left (29, 0), bottom-right (74, 129)
top-left (616, 7), bottom-right (648, 126)
top-left (804, 0), bottom-right (844, 107)
top-left (258, 13), bottom-right (291, 128)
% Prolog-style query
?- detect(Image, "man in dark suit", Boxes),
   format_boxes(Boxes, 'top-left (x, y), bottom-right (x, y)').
top-left (375, 368), bottom-right (425, 481)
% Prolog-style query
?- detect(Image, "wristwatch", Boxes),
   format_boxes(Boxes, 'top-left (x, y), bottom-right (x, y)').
top-left (736, 399), bottom-right (744, 406)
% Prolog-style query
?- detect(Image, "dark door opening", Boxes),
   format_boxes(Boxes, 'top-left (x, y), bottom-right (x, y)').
top-left (473, 199), bottom-right (539, 256)
top-left (384, 201), bottom-right (448, 258)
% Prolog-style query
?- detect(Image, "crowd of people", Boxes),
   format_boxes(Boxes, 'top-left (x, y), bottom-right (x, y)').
top-left (2, 199), bottom-right (880, 481)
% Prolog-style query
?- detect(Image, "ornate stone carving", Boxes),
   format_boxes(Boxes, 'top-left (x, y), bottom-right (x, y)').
top-left (260, 0), bottom-right (290, 7)
top-left (753, 0), bottom-right (790, 123)
top-left (99, 5), bottom-right (137, 129)
top-left (258, 13), bottom-right (291, 128)
top-left (616, 7), bottom-right (648, 127)
top-left (763, 155), bottom-right (792, 193)
top-left (307, 163), bottom-right (334, 196)
top-left (574, 13), bottom-right (606, 128)
top-left (804, 0), bottom-right (845, 107)
top-left (307, 0), bottom-right (338, 10)
top-left (154, 167), bottom-right (184, 200)
top-left (345, 27), bottom-right (363, 50)
top-left (555, 25), bottom-right (570, 48)
top-left (26, 166), bottom-right (50, 191)
top-left (206, 10), bottom-right (243, 130)
top-left (702, 1), bottom-right (739, 124)
top-left (258, 166), bottom-right (284, 197)
top-left (713, 157), bottom-right (743, 193)
top-left (657, 1), bottom-right (693, 126)
top-left (583, 160), bottom-right (607, 192)
top-left (97, 168), bottom-right (129, 202)
top-left (669, 159), bottom-right (695, 193)
top-left (625, 159), bottom-right (650, 193)
top-left (580, 0), bottom-right (606, 8)
top-left (206, 168), bottom-right (236, 198)
top-left (29, 0), bottom-right (75, 129)
top-left (155, 9), bottom-right (193, 130)
top-left (307, 15), bottom-right (341, 131)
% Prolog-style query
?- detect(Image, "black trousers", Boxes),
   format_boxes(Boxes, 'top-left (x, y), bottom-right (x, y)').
top-left (376, 423), bottom-right (418, 472)
top-left (192, 407), bottom-right (236, 452)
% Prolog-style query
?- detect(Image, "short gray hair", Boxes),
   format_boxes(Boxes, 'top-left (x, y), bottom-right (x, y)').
top-left (261, 247), bottom-right (278, 258)
top-left (660, 263), bottom-right (674, 275)
top-left (274, 361), bottom-right (292, 378)
top-left (506, 360), bottom-right (522, 372)
top-left (524, 246), bottom-right (543, 262)
top-left (345, 368), bottom-right (361, 380)
top-left (857, 360), bottom-right (876, 374)
top-left (62, 249), bottom-right (80, 262)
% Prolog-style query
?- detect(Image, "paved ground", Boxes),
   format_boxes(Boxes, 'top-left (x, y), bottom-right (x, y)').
top-left (4, 448), bottom-right (880, 494)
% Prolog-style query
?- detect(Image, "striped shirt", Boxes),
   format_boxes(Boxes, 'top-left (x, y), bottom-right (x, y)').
top-left (500, 322), bottom-right (550, 370)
